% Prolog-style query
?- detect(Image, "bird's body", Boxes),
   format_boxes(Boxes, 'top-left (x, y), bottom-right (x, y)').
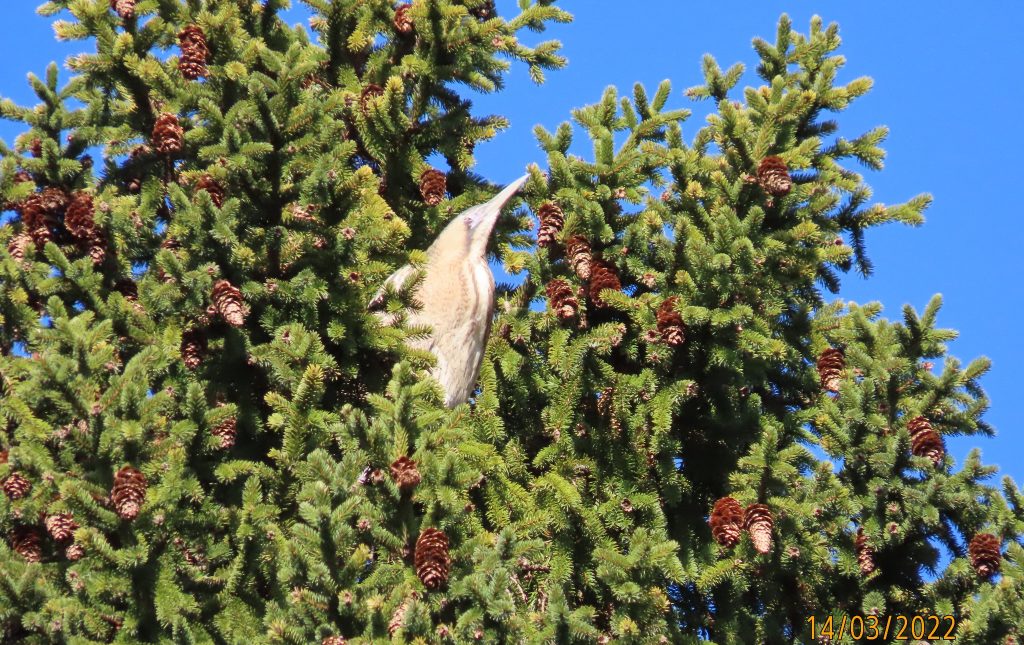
top-left (370, 175), bottom-right (528, 407)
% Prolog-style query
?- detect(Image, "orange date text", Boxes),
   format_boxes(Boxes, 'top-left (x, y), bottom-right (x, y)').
top-left (806, 614), bottom-right (957, 641)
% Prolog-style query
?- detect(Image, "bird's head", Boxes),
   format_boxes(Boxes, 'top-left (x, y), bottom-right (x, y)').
top-left (431, 174), bottom-right (529, 260)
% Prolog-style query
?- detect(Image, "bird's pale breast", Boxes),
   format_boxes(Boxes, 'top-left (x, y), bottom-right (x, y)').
top-left (408, 256), bottom-right (494, 407)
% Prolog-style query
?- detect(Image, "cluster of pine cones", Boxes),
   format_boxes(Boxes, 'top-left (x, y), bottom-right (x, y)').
top-left (709, 497), bottom-right (774, 554)
top-left (4, 464), bottom-right (148, 561)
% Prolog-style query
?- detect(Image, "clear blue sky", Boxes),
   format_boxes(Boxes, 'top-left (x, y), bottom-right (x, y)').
top-left (1, 2), bottom-right (1021, 484)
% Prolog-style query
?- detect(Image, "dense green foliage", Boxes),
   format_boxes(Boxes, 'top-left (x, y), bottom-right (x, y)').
top-left (0, 2), bottom-right (1020, 643)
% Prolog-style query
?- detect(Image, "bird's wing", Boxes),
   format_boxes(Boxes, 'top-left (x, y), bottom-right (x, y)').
top-left (367, 263), bottom-right (418, 312)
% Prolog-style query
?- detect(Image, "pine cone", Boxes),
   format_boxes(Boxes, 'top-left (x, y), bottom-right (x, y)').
top-left (743, 504), bottom-right (774, 554)
top-left (968, 532), bottom-right (1001, 578)
top-left (588, 259), bottom-right (621, 308)
top-left (45, 513), bottom-right (78, 542)
top-left (211, 416), bottom-right (237, 449)
top-left (322, 637), bottom-right (347, 645)
top-left (709, 497), bottom-right (743, 548)
top-left (196, 174), bottom-right (225, 207)
top-left (111, 466), bottom-right (147, 520)
top-left (566, 235), bottom-right (592, 279)
top-left (415, 527), bottom-right (451, 590)
top-left (546, 279), bottom-right (578, 320)
top-left (181, 329), bottom-right (206, 370)
top-left (152, 113), bottom-right (184, 157)
top-left (757, 156), bottom-right (792, 197)
top-left (536, 202), bottom-right (563, 248)
top-left (469, 0), bottom-right (496, 20)
top-left (3, 472), bottom-right (31, 500)
top-left (115, 278), bottom-right (144, 314)
top-left (65, 542), bottom-right (84, 561)
top-left (29, 138), bottom-right (43, 158)
top-left (10, 526), bottom-right (42, 563)
top-left (211, 279), bottom-right (247, 327)
top-left (109, 0), bottom-right (134, 19)
top-left (855, 528), bottom-right (876, 575)
top-left (117, 279), bottom-right (139, 303)
top-left (393, 4), bottom-right (414, 34)
top-left (389, 595), bottom-right (417, 636)
top-left (87, 233), bottom-right (107, 265)
top-left (389, 456), bottom-right (421, 492)
top-left (8, 232), bottom-right (32, 263)
top-left (816, 348), bottom-right (845, 393)
top-left (907, 416), bottom-right (945, 466)
top-left (177, 25), bottom-right (210, 80)
top-left (18, 187), bottom-right (68, 250)
top-left (359, 83), bottom-right (384, 114)
top-left (419, 169), bottom-right (447, 206)
top-left (64, 191), bottom-right (96, 240)
top-left (161, 236), bottom-right (182, 251)
top-left (656, 296), bottom-right (685, 346)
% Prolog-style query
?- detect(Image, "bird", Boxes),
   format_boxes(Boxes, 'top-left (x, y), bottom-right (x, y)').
top-left (369, 174), bottom-right (529, 407)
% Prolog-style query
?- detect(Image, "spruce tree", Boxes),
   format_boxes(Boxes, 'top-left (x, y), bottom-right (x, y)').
top-left (0, 4), bottom-right (1020, 644)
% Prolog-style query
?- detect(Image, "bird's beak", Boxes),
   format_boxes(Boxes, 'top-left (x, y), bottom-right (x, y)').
top-left (466, 174), bottom-right (530, 240)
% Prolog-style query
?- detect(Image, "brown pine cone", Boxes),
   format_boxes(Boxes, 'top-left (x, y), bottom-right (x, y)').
top-left (65, 542), bottom-right (85, 561)
top-left (415, 527), bottom-right (451, 590)
top-left (177, 25), bottom-right (210, 80)
top-left (181, 328), bottom-right (206, 370)
top-left (196, 175), bottom-right (224, 208)
top-left (111, 466), bottom-right (147, 520)
top-left (816, 348), bottom-right (844, 393)
top-left (757, 156), bottom-right (792, 197)
top-left (389, 595), bottom-right (417, 637)
top-left (566, 235), bottom-right (592, 279)
top-left (7, 232), bottom-right (32, 263)
top-left (968, 532), bottom-right (1001, 578)
top-left (389, 456), bottom-right (422, 492)
top-left (10, 526), bottom-right (42, 563)
top-left (114, 278), bottom-right (137, 299)
top-left (29, 138), bottom-right (43, 158)
top-left (211, 279), bottom-right (247, 327)
top-left (115, 278), bottom-right (144, 314)
top-left (0, 450), bottom-right (7, 464)
top-left (109, 0), bottom-right (134, 19)
top-left (160, 236), bottom-right (182, 251)
top-left (3, 472), bottom-right (31, 500)
top-left (64, 191), bottom-right (96, 240)
top-left (87, 233), bottom-right (107, 265)
top-left (419, 169), bottom-right (447, 206)
top-left (322, 637), bottom-right (347, 645)
top-left (545, 279), bottom-right (578, 320)
top-left (907, 416), bottom-right (945, 466)
top-left (743, 504), bottom-right (774, 554)
top-left (855, 528), bottom-right (876, 575)
top-left (18, 187), bottom-right (68, 249)
top-left (588, 259), bottom-right (621, 308)
top-left (211, 416), bottom-right (237, 449)
top-left (709, 497), bottom-right (743, 548)
top-left (45, 513), bottom-right (78, 542)
top-left (656, 296), bottom-right (685, 346)
top-left (359, 83), bottom-right (384, 114)
top-left (536, 202), bottom-right (564, 248)
top-left (393, 4), bottom-right (414, 34)
top-left (152, 113), bottom-right (184, 157)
